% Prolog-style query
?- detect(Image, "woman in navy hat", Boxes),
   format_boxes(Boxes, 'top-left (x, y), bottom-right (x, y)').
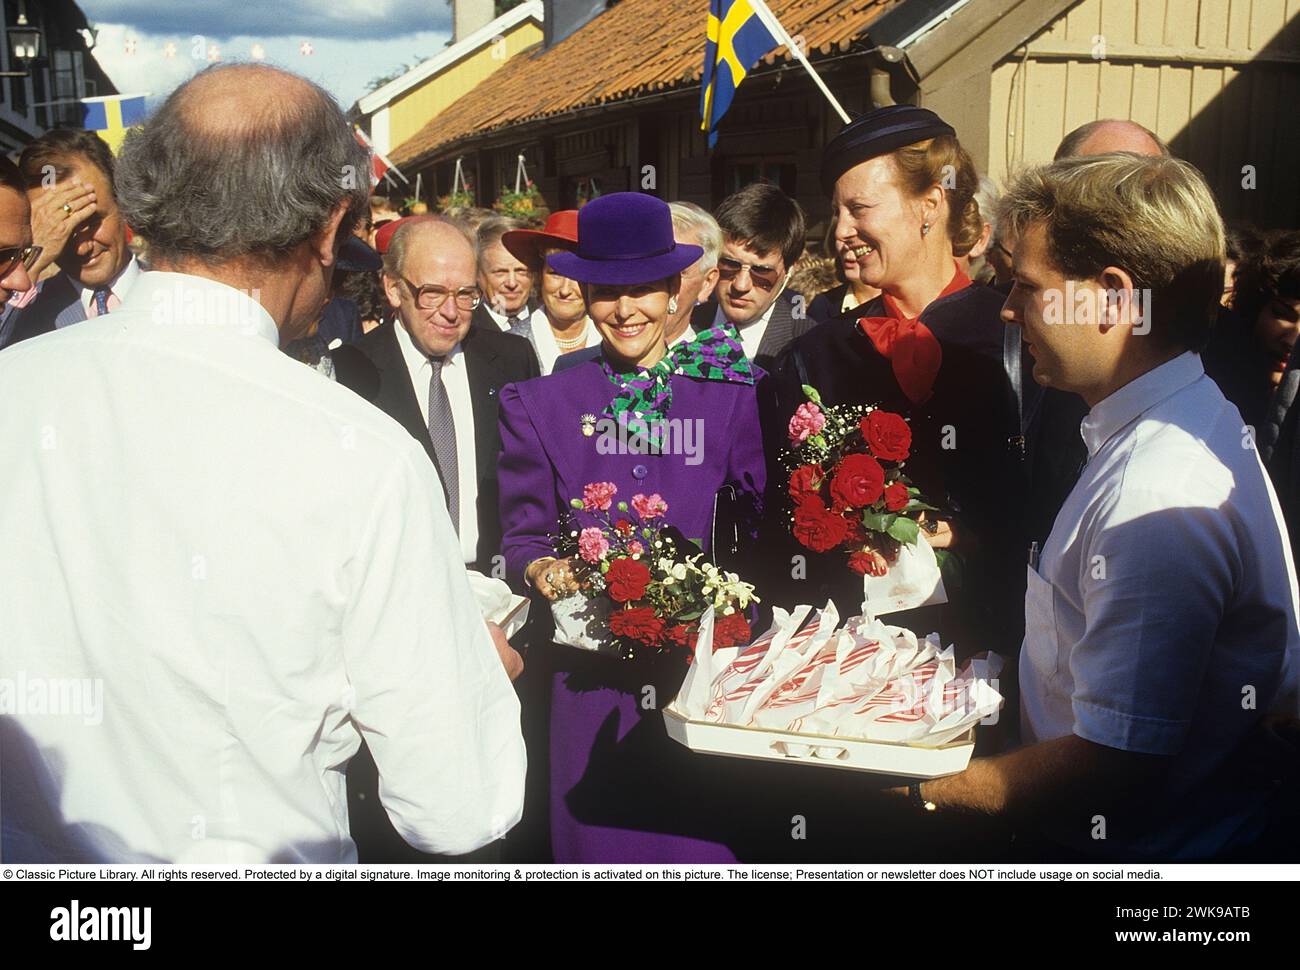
top-left (762, 106), bottom-right (1025, 656)
top-left (497, 192), bottom-right (766, 863)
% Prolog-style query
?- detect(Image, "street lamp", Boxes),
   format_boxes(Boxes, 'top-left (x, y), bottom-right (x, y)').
top-left (3, 0), bottom-right (43, 77)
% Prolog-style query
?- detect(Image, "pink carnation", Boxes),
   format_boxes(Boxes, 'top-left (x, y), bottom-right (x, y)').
top-left (627, 540), bottom-right (644, 557)
top-left (631, 493), bottom-right (668, 520)
top-left (788, 402), bottom-right (826, 445)
top-left (578, 527), bottom-right (610, 563)
top-left (582, 481), bottom-right (618, 512)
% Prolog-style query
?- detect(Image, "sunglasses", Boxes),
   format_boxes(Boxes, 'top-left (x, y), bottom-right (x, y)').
top-left (0, 244), bottom-right (42, 278)
top-left (717, 256), bottom-right (781, 289)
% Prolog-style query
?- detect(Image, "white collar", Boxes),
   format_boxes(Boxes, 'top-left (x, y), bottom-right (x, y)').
top-left (715, 291), bottom-right (781, 332)
top-left (121, 271), bottom-right (280, 345)
top-left (393, 316), bottom-right (463, 372)
top-left (74, 254), bottom-right (141, 310)
top-left (1080, 352), bottom-right (1205, 457)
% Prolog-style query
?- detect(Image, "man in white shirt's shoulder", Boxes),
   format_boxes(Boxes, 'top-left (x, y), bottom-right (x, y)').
top-left (885, 152), bottom-right (1300, 861)
top-left (0, 64), bottom-right (525, 864)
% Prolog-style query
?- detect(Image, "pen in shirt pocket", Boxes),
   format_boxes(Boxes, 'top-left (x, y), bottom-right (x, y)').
top-left (1028, 540), bottom-right (1040, 571)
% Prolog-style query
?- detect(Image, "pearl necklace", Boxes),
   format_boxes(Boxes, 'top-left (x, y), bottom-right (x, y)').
top-left (554, 328), bottom-right (588, 351)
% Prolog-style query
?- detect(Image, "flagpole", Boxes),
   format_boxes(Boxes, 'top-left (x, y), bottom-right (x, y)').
top-left (748, 0), bottom-right (851, 125)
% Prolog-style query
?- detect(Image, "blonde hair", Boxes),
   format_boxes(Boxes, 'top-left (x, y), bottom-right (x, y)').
top-left (998, 153), bottom-right (1225, 350)
top-left (890, 134), bottom-right (982, 257)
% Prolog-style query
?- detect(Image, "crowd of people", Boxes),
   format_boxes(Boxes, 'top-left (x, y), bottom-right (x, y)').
top-left (0, 63), bottom-right (1297, 866)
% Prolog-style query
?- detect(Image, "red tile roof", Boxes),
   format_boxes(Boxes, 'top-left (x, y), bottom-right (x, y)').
top-left (392, 0), bottom-right (898, 166)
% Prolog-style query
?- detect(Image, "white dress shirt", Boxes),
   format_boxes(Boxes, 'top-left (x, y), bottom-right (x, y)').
top-left (715, 293), bottom-right (780, 360)
top-left (1021, 352), bottom-right (1300, 859)
top-left (528, 307), bottom-right (600, 375)
top-left (74, 254), bottom-right (141, 318)
top-left (393, 319), bottom-right (480, 564)
top-left (0, 272), bottom-right (525, 863)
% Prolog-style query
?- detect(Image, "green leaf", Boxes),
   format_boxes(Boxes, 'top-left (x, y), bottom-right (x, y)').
top-left (569, 498), bottom-right (584, 509)
top-left (861, 510), bottom-right (895, 533)
top-left (904, 500), bottom-right (939, 513)
top-left (888, 516), bottom-right (920, 545)
top-left (802, 385), bottom-right (822, 405)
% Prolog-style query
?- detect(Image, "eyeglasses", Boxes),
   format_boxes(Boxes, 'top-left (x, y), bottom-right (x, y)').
top-left (400, 277), bottom-right (482, 312)
top-left (717, 256), bottom-right (781, 289)
top-left (0, 244), bottom-right (42, 278)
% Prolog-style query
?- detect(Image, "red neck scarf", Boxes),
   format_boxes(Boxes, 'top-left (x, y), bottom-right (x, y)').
top-left (857, 264), bottom-right (971, 405)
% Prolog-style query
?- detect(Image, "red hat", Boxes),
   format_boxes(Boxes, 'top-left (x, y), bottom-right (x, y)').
top-left (501, 210), bottom-right (579, 268)
top-left (374, 215), bottom-right (422, 255)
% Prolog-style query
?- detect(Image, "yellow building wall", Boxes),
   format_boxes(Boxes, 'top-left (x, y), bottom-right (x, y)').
top-left (387, 21), bottom-right (543, 153)
top-left (986, 0), bottom-right (1300, 226)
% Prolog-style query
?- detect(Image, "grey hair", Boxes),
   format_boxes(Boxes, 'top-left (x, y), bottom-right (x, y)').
top-left (974, 175), bottom-right (1000, 241)
top-left (474, 215), bottom-right (525, 272)
top-left (115, 64), bottom-right (370, 265)
top-left (670, 201), bottom-right (722, 273)
top-left (382, 216), bottom-right (473, 277)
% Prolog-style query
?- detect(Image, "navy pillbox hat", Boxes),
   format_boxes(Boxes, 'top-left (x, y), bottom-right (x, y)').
top-left (821, 105), bottom-right (956, 195)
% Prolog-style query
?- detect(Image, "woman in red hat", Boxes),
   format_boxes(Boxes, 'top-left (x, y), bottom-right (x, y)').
top-left (503, 211), bottom-right (601, 374)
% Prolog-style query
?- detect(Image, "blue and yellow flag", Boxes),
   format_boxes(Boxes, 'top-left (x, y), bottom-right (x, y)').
top-left (80, 94), bottom-right (148, 154)
top-left (700, 0), bottom-right (780, 149)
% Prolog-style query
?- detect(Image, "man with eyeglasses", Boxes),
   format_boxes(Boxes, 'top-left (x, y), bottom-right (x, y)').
top-left (0, 157), bottom-right (38, 344)
top-left (334, 216), bottom-right (539, 573)
top-left (0, 129), bottom-right (140, 350)
top-left (713, 182), bottom-right (820, 370)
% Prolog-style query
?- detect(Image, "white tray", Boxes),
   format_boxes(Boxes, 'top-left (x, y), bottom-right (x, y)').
top-left (662, 704), bottom-right (974, 780)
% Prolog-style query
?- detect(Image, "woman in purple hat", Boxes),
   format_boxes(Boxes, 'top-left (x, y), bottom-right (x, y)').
top-left (497, 192), bottom-right (766, 863)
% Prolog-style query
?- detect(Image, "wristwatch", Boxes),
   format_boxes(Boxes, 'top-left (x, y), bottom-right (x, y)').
top-left (909, 782), bottom-right (937, 813)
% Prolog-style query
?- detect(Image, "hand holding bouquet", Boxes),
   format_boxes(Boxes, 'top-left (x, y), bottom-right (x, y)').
top-left (783, 386), bottom-right (938, 578)
top-left (549, 483), bottom-right (759, 660)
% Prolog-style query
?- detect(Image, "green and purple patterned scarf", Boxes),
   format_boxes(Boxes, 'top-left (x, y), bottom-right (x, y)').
top-left (600, 324), bottom-right (754, 448)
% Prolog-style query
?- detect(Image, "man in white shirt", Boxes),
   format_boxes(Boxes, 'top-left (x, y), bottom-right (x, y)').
top-left (0, 64), bottom-right (526, 864)
top-left (891, 153), bottom-right (1299, 861)
top-left (0, 128), bottom-right (141, 349)
top-left (712, 182), bottom-right (818, 369)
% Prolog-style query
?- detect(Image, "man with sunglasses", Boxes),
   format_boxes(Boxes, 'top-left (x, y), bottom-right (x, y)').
top-left (0, 157), bottom-right (38, 345)
top-left (713, 182), bottom-right (819, 370)
top-left (0, 129), bottom-right (139, 350)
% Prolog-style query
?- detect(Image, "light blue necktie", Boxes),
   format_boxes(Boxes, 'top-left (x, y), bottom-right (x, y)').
top-left (93, 288), bottom-right (111, 316)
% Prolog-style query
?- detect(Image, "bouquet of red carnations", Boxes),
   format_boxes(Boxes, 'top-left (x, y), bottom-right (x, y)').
top-left (550, 483), bottom-right (759, 660)
top-left (783, 385), bottom-right (938, 579)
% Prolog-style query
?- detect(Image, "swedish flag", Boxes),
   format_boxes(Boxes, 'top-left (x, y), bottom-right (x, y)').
top-left (700, 0), bottom-right (779, 149)
top-left (80, 94), bottom-right (148, 154)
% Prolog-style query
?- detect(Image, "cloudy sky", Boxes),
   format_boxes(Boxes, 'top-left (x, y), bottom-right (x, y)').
top-left (80, 0), bottom-right (456, 110)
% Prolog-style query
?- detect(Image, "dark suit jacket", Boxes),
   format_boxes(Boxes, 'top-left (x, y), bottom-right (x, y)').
top-left (0, 274), bottom-right (85, 349)
top-left (332, 320), bottom-right (540, 574)
top-left (748, 289), bottom-right (821, 371)
top-left (470, 299), bottom-right (538, 334)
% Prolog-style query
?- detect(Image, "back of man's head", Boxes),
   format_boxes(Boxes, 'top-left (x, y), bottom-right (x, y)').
top-left (115, 63), bottom-right (369, 267)
top-left (998, 152), bottom-right (1225, 351)
top-left (714, 182), bottom-right (806, 268)
top-left (1055, 119), bottom-right (1169, 160)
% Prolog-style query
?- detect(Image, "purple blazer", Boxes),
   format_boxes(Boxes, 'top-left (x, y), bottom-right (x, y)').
top-left (497, 358), bottom-right (767, 588)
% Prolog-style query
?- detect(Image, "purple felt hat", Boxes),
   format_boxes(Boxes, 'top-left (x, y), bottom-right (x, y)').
top-left (547, 192), bottom-right (703, 285)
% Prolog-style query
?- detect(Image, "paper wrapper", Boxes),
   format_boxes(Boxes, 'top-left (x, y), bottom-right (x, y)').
top-left (673, 602), bottom-right (1003, 750)
top-left (861, 534), bottom-right (948, 616)
top-left (465, 569), bottom-right (530, 640)
top-left (550, 592), bottom-right (614, 654)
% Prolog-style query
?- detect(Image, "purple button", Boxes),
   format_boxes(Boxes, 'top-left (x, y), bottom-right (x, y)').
top-left (632, 464), bottom-right (648, 480)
